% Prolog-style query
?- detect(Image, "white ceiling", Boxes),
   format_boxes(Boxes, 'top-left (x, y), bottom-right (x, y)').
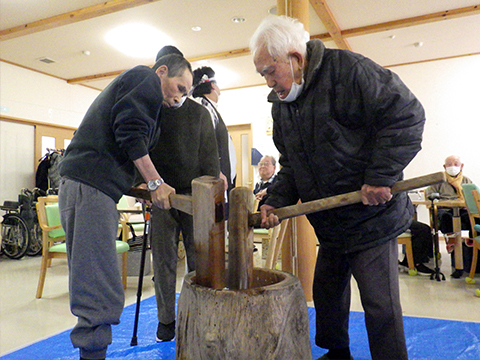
top-left (1, 0), bottom-right (479, 91)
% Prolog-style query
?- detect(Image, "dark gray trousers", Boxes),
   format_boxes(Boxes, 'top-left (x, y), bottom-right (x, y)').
top-left (313, 238), bottom-right (408, 360)
top-left (59, 178), bottom-right (124, 360)
top-left (151, 206), bottom-right (195, 325)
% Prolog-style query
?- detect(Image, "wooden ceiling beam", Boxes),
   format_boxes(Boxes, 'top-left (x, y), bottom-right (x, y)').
top-left (67, 70), bottom-right (125, 84)
top-left (309, 0), bottom-right (350, 50)
top-left (187, 48), bottom-right (251, 63)
top-left (67, 48), bottom-right (251, 84)
top-left (342, 4), bottom-right (480, 38)
top-left (0, 0), bottom-right (162, 42)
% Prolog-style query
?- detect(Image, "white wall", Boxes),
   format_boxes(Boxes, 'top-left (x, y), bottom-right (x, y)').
top-left (0, 121), bottom-right (35, 205)
top-left (393, 56), bottom-right (480, 182)
top-left (0, 61), bottom-right (100, 204)
top-left (220, 85), bottom-right (278, 158)
top-left (0, 61), bottom-right (99, 127)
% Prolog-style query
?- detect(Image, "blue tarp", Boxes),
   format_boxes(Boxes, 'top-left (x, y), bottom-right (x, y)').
top-left (2, 295), bottom-right (479, 360)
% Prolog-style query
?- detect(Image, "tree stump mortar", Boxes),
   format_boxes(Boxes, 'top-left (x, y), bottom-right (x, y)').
top-left (176, 267), bottom-right (312, 360)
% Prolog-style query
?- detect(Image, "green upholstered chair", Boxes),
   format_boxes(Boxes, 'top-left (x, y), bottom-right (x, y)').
top-left (461, 184), bottom-right (480, 296)
top-left (35, 196), bottom-right (129, 298)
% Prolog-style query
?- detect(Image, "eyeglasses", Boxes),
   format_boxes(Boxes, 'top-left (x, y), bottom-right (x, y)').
top-left (258, 162), bottom-right (272, 167)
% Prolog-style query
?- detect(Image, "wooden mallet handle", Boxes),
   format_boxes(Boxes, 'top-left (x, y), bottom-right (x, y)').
top-left (125, 188), bottom-right (193, 215)
top-left (248, 171), bottom-right (446, 228)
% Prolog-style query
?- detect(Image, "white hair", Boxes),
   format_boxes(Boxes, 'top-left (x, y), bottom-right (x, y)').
top-left (249, 15), bottom-right (308, 60)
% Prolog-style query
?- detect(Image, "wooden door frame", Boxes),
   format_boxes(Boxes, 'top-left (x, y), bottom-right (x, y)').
top-left (227, 123), bottom-right (253, 190)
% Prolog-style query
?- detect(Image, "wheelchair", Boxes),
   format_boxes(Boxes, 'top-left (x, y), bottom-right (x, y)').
top-left (1, 188), bottom-right (45, 259)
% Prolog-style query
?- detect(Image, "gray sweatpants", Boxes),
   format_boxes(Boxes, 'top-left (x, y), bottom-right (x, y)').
top-left (59, 178), bottom-right (124, 360)
top-left (150, 206), bottom-right (195, 325)
top-left (313, 238), bottom-right (408, 360)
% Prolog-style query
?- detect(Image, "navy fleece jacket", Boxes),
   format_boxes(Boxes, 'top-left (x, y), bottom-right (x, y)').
top-left (59, 65), bottom-right (164, 202)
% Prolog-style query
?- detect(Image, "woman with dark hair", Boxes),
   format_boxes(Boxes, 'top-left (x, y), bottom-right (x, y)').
top-left (192, 66), bottom-right (236, 205)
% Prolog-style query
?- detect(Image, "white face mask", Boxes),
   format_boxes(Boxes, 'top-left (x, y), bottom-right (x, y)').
top-left (279, 58), bottom-right (304, 103)
top-left (445, 166), bottom-right (461, 176)
top-left (171, 95), bottom-right (187, 109)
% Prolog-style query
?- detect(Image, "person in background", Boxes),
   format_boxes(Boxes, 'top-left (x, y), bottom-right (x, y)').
top-left (146, 46), bottom-right (220, 343)
top-left (58, 52), bottom-right (192, 360)
top-left (191, 66), bottom-right (236, 208)
top-left (253, 155), bottom-right (277, 210)
top-left (399, 219), bottom-right (434, 275)
top-left (250, 15), bottom-right (425, 360)
top-left (425, 155), bottom-right (473, 278)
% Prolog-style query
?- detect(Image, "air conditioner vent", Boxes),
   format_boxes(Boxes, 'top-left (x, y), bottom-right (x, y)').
top-left (38, 57), bottom-right (56, 64)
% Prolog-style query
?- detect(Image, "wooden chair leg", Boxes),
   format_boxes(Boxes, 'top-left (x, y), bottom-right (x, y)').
top-left (36, 256), bottom-right (50, 298)
top-left (404, 239), bottom-right (415, 272)
top-left (466, 246), bottom-right (478, 284)
top-left (397, 234), bottom-right (416, 276)
top-left (265, 226), bottom-right (280, 269)
top-left (122, 252), bottom-right (127, 289)
top-left (265, 219), bottom-right (289, 270)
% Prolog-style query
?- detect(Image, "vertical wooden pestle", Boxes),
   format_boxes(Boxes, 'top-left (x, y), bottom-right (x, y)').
top-left (192, 176), bottom-right (226, 289)
top-left (227, 187), bottom-right (254, 290)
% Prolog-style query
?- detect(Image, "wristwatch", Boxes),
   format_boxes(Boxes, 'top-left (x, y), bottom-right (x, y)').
top-left (147, 178), bottom-right (163, 191)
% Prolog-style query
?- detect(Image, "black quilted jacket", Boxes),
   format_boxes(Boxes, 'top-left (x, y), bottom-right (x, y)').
top-left (265, 40), bottom-right (426, 253)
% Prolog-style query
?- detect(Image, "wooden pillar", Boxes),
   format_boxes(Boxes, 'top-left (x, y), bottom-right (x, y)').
top-left (192, 176), bottom-right (225, 289)
top-left (228, 187), bottom-right (254, 290)
top-left (277, 0), bottom-right (317, 301)
top-left (277, 0), bottom-right (309, 31)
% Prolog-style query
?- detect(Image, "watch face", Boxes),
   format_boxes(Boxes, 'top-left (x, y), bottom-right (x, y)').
top-left (148, 179), bottom-right (162, 191)
top-left (148, 180), bottom-right (157, 191)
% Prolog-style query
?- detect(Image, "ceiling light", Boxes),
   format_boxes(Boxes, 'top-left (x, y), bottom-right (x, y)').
top-left (191, 26), bottom-right (202, 32)
top-left (414, 42), bottom-right (423, 48)
top-left (389, 35), bottom-right (396, 40)
top-left (105, 23), bottom-right (173, 59)
top-left (82, 50), bottom-right (91, 56)
top-left (231, 16), bottom-right (246, 23)
top-left (268, 6), bottom-right (277, 15)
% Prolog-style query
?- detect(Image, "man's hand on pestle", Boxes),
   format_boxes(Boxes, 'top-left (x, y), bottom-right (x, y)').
top-left (260, 204), bottom-right (280, 229)
top-left (151, 183), bottom-right (175, 210)
top-left (133, 182), bottom-right (175, 210)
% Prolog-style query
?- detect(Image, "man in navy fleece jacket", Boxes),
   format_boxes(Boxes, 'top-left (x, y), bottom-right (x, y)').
top-left (58, 53), bottom-right (192, 360)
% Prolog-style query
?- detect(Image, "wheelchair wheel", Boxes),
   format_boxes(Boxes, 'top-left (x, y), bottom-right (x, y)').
top-left (1, 214), bottom-right (30, 259)
top-left (26, 222), bottom-right (43, 256)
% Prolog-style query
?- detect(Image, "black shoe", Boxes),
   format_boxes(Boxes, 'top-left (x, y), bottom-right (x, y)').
top-left (316, 349), bottom-right (354, 360)
top-left (398, 258), bottom-right (408, 267)
top-left (416, 263), bottom-right (435, 275)
top-left (451, 269), bottom-right (464, 279)
top-left (156, 321), bottom-right (175, 342)
top-left (317, 354), bottom-right (354, 360)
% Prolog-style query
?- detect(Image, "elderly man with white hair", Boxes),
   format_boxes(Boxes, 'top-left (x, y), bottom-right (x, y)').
top-left (250, 15), bottom-right (426, 360)
top-left (426, 155), bottom-right (473, 278)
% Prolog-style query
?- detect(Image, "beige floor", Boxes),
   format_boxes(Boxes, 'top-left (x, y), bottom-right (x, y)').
top-left (1, 243), bottom-right (479, 357)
